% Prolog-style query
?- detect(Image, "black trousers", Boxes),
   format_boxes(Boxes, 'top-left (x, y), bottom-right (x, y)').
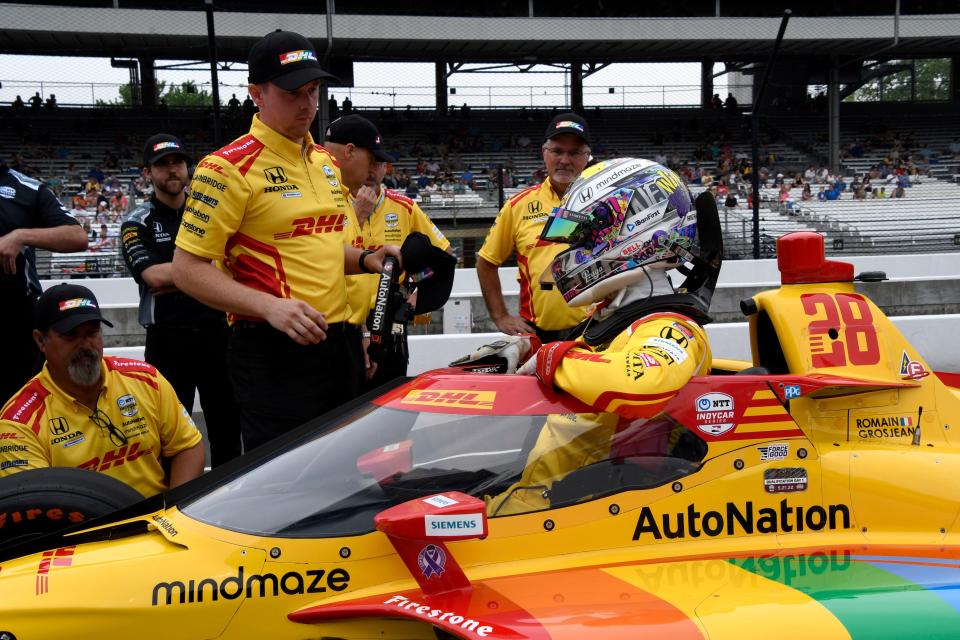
top-left (0, 293), bottom-right (40, 406)
top-left (145, 322), bottom-right (241, 467)
top-left (227, 322), bottom-right (360, 452)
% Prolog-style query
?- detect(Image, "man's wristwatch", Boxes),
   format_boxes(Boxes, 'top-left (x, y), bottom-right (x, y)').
top-left (359, 249), bottom-right (375, 273)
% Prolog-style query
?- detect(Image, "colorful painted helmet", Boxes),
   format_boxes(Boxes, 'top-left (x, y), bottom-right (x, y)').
top-left (541, 158), bottom-right (699, 307)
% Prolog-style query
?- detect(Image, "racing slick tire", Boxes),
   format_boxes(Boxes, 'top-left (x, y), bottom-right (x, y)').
top-left (0, 468), bottom-right (143, 545)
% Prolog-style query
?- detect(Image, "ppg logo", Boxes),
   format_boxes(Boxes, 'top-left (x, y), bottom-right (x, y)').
top-left (784, 385), bottom-right (801, 399)
top-left (697, 397), bottom-right (712, 411)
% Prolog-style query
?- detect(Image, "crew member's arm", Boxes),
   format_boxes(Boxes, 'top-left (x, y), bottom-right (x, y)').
top-left (343, 244), bottom-right (401, 275)
top-left (477, 203), bottom-right (534, 335)
top-left (0, 184), bottom-right (87, 273)
top-left (156, 374), bottom-right (204, 488)
top-left (168, 442), bottom-right (205, 489)
top-left (478, 257), bottom-right (534, 335)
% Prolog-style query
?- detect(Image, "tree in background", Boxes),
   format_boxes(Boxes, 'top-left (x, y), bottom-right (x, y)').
top-left (846, 58), bottom-right (950, 103)
top-left (98, 80), bottom-right (214, 107)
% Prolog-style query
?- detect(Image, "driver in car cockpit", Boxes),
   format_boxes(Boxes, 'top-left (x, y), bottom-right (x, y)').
top-left (483, 158), bottom-right (723, 515)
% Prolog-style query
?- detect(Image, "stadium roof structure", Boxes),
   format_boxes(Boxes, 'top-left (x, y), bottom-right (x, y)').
top-left (2, 4), bottom-right (960, 64)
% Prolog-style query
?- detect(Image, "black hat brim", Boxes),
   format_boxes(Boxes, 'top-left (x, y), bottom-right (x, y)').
top-left (50, 314), bottom-right (113, 335)
top-left (271, 67), bottom-right (338, 91)
top-left (371, 148), bottom-right (396, 163)
top-left (400, 233), bottom-right (457, 314)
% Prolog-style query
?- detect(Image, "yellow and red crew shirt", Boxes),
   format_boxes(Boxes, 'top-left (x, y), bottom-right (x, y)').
top-left (478, 178), bottom-right (586, 331)
top-left (175, 114), bottom-right (351, 323)
top-left (0, 357), bottom-right (202, 497)
top-left (344, 189), bottom-right (451, 326)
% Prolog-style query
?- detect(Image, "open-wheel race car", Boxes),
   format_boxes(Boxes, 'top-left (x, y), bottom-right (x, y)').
top-left (2, 230), bottom-right (960, 640)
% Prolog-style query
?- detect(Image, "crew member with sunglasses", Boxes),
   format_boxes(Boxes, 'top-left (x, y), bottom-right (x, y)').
top-left (477, 113), bottom-right (592, 343)
top-left (0, 284), bottom-right (204, 497)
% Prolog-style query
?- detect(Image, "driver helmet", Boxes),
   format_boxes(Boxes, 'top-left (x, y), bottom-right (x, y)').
top-left (541, 158), bottom-right (698, 307)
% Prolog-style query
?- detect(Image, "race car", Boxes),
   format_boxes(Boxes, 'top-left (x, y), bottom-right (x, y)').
top-left (2, 230), bottom-right (960, 639)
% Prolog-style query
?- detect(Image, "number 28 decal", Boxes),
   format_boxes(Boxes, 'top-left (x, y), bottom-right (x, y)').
top-left (801, 293), bottom-right (880, 367)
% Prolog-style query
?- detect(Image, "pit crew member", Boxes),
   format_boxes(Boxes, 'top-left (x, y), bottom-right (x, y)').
top-left (324, 114), bottom-right (452, 389)
top-left (120, 133), bottom-right (241, 466)
top-left (171, 30), bottom-right (398, 450)
top-left (476, 113), bottom-right (592, 343)
top-left (0, 284), bottom-right (204, 497)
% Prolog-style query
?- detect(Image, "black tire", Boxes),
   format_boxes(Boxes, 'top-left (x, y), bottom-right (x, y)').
top-left (0, 468), bottom-right (143, 545)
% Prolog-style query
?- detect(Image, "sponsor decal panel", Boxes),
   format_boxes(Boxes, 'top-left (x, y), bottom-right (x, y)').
top-left (694, 392), bottom-right (736, 436)
top-left (401, 390), bottom-right (495, 411)
top-left (764, 467), bottom-right (808, 493)
top-left (384, 595), bottom-right (496, 637)
top-left (758, 443), bottom-right (789, 461)
top-left (117, 394), bottom-right (138, 417)
top-left (190, 191), bottom-right (219, 208)
top-left (36, 546), bottom-right (76, 595)
top-left (632, 500), bottom-right (851, 540)
top-left (152, 566), bottom-right (350, 606)
top-left (784, 384), bottom-right (802, 399)
top-left (423, 495), bottom-right (458, 508)
top-left (644, 337), bottom-right (687, 363)
top-left (193, 174), bottom-right (227, 192)
top-left (425, 513), bottom-right (483, 536)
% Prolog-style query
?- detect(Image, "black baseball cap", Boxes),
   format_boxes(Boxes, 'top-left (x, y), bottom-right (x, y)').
top-left (143, 133), bottom-right (189, 166)
top-left (325, 115), bottom-right (395, 162)
top-left (400, 232), bottom-right (457, 314)
top-left (35, 284), bottom-right (114, 334)
top-left (248, 30), bottom-right (336, 91)
top-left (545, 113), bottom-right (591, 145)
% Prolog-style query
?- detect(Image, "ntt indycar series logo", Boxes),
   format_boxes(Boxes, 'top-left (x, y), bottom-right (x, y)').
top-left (632, 499), bottom-right (851, 540)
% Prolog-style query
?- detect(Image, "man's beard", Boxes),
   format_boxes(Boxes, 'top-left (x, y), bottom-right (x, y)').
top-left (67, 348), bottom-right (102, 387)
top-left (156, 177), bottom-right (184, 198)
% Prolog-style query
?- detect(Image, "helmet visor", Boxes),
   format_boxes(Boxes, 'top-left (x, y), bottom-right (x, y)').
top-left (540, 206), bottom-right (594, 244)
top-left (541, 188), bottom-right (633, 246)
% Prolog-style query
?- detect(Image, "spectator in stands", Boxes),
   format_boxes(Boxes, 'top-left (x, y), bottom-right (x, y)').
top-left (801, 183), bottom-right (813, 201)
top-left (93, 223), bottom-right (114, 252)
top-left (172, 30), bottom-right (398, 451)
top-left (405, 180), bottom-right (420, 199)
top-left (477, 113), bottom-right (591, 343)
top-left (0, 156), bottom-right (88, 404)
top-left (711, 93), bottom-right (723, 109)
top-left (461, 166), bottom-right (476, 190)
top-left (120, 134), bottom-right (241, 466)
top-left (817, 187), bottom-right (827, 201)
top-left (44, 94), bottom-right (57, 110)
top-left (724, 92), bottom-right (739, 112)
top-left (11, 95), bottom-right (24, 110)
top-left (342, 96), bottom-right (353, 114)
top-left (894, 185), bottom-right (906, 199)
top-left (226, 93), bottom-right (241, 116)
top-left (29, 92), bottom-right (42, 110)
top-left (803, 165), bottom-right (816, 182)
top-left (241, 95), bottom-right (255, 121)
top-left (0, 284), bottom-right (204, 497)
top-left (425, 158), bottom-right (441, 175)
top-left (328, 94), bottom-right (339, 120)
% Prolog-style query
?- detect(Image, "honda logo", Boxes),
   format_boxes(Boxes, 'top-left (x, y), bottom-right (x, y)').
top-left (527, 200), bottom-right (542, 214)
top-left (263, 166), bottom-right (287, 184)
top-left (578, 186), bottom-right (593, 203)
top-left (49, 417), bottom-right (69, 435)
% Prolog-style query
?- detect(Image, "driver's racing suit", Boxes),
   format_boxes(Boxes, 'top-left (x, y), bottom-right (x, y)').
top-left (487, 311), bottom-right (711, 516)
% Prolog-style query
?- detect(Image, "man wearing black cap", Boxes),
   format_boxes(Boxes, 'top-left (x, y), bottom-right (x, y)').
top-left (172, 30), bottom-right (399, 450)
top-left (325, 115), bottom-right (453, 388)
top-left (120, 134), bottom-right (241, 467)
top-left (0, 284), bottom-right (204, 497)
top-left (476, 113), bottom-right (592, 343)
top-left (0, 155), bottom-right (88, 406)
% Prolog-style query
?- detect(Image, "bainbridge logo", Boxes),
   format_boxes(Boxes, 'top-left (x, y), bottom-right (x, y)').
top-left (279, 50), bottom-right (317, 65)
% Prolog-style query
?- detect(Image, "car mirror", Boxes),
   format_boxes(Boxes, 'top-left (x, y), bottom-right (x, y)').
top-left (374, 491), bottom-right (487, 542)
top-left (356, 440), bottom-right (412, 483)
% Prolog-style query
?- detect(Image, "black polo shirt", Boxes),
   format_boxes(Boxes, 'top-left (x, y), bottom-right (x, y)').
top-left (120, 196), bottom-right (224, 327)
top-left (0, 165), bottom-right (79, 298)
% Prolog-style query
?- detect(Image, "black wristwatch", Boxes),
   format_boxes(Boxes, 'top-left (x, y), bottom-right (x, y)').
top-left (359, 249), bottom-right (376, 273)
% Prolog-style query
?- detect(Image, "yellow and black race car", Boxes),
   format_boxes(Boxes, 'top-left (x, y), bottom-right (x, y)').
top-left (3, 231), bottom-right (960, 639)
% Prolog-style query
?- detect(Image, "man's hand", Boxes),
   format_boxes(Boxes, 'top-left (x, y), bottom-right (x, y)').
top-left (354, 185), bottom-right (377, 222)
top-left (263, 298), bottom-right (329, 345)
top-left (363, 244), bottom-right (403, 274)
top-left (0, 230), bottom-right (25, 274)
top-left (493, 314), bottom-right (536, 336)
top-left (362, 334), bottom-right (378, 380)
